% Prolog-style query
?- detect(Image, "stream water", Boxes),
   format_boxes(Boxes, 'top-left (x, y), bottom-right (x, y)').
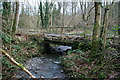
top-left (13, 46), bottom-right (72, 79)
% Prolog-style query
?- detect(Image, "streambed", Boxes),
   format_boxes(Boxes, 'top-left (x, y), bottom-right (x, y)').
top-left (13, 46), bottom-right (72, 79)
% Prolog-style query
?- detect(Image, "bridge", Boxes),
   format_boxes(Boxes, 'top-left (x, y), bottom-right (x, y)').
top-left (28, 33), bottom-right (92, 53)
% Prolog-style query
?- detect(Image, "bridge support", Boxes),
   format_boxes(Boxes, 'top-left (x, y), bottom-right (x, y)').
top-left (43, 41), bottom-right (51, 53)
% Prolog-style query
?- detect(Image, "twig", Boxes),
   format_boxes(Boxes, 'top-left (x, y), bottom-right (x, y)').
top-left (85, 6), bottom-right (95, 22)
top-left (98, 53), bottom-right (120, 71)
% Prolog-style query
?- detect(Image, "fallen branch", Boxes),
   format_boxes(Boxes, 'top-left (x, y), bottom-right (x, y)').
top-left (40, 75), bottom-right (46, 80)
top-left (98, 53), bottom-right (120, 72)
top-left (0, 48), bottom-right (36, 78)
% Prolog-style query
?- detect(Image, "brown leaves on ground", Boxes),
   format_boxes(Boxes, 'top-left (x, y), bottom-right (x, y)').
top-left (15, 32), bottom-right (29, 42)
top-left (61, 53), bottom-right (120, 78)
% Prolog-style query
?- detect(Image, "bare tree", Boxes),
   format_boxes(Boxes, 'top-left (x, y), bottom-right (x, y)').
top-left (11, 2), bottom-right (19, 38)
top-left (80, 2), bottom-right (94, 37)
top-left (39, 2), bottom-right (44, 28)
top-left (118, 1), bottom-right (120, 51)
top-left (100, 1), bottom-right (115, 50)
top-left (60, 2), bottom-right (65, 34)
top-left (2, 2), bottom-right (11, 28)
top-left (92, 2), bottom-right (101, 52)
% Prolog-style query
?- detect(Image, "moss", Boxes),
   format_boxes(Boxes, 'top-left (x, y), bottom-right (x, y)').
top-left (18, 64), bottom-right (25, 69)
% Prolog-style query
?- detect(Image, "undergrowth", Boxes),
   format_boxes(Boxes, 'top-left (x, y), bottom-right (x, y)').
top-left (1, 27), bottom-right (40, 79)
top-left (61, 41), bottom-right (120, 79)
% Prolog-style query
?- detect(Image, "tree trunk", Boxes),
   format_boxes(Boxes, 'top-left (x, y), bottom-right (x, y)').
top-left (58, 2), bottom-right (61, 26)
top-left (11, 2), bottom-right (19, 38)
top-left (74, 2), bottom-right (77, 15)
top-left (60, 2), bottom-right (65, 35)
top-left (62, 2), bottom-right (65, 27)
top-left (102, 8), bottom-right (109, 50)
top-left (50, 14), bottom-right (52, 31)
top-left (118, 1), bottom-right (120, 52)
top-left (100, 2), bottom-right (115, 50)
top-left (72, 2), bottom-right (74, 16)
top-left (92, 2), bottom-right (101, 53)
top-left (100, 8), bottom-right (107, 38)
top-left (40, 2), bottom-right (44, 28)
top-left (2, 2), bottom-right (11, 30)
top-left (100, 2), bottom-right (109, 50)
top-left (44, 1), bottom-right (49, 29)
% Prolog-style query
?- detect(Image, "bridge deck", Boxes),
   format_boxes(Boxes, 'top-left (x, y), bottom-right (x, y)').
top-left (29, 33), bottom-right (88, 49)
top-left (44, 34), bottom-right (84, 41)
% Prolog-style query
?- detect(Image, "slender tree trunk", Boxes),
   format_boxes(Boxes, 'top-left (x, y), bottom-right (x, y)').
top-left (44, 1), bottom-right (49, 29)
top-left (58, 2), bottom-right (61, 13)
top-left (36, 11), bottom-right (40, 27)
top-left (2, 2), bottom-right (11, 30)
top-left (37, 2), bottom-right (41, 28)
top-left (100, 8), bottom-right (107, 38)
top-left (118, 1), bottom-right (120, 52)
top-left (100, 2), bottom-right (115, 50)
top-left (99, 2), bottom-right (110, 50)
top-left (58, 2), bottom-right (61, 27)
top-left (11, 2), bottom-right (19, 38)
top-left (40, 2), bottom-right (44, 28)
top-left (74, 2), bottom-right (77, 15)
top-left (92, 2), bottom-right (101, 53)
top-left (72, 2), bottom-right (74, 16)
top-left (49, 13), bottom-right (52, 32)
top-left (62, 2), bottom-right (65, 27)
top-left (102, 7), bottom-right (109, 50)
top-left (61, 2), bottom-right (65, 35)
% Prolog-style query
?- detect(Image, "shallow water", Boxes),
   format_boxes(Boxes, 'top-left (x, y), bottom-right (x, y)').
top-left (13, 46), bottom-right (73, 79)
top-left (13, 54), bottom-right (66, 79)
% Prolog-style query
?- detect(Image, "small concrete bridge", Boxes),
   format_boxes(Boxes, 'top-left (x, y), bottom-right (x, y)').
top-left (43, 34), bottom-right (83, 48)
top-left (28, 33), bottom-right (91, 53)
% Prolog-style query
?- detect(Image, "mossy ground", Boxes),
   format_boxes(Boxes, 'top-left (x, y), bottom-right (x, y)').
top-left (2, 32), bottom-right (42, 79)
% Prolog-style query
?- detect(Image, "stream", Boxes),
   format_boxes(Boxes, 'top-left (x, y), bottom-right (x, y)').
top-left (13, 46), bottom-right (72, 79)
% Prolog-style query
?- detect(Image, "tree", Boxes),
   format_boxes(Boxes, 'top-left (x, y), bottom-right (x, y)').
top-left (62, 2), bottom-right (65, 27)
top-left (39, 2), bottom-right (44, 28)
top-left (11, 2), bottom-right (19, 38)
top-left (39, 1), bottom-right (49, 29)
top-left (2, 2), bottom-right (11, 28)
top-left (58, 2), bottom-right (62, 26)
top-left (100, 1), bottom-right (115, 50)
top-left (72, 2), bottom-right (74, 16)
top-left (118, 1), bottom-right (120, 52)
top-left (49, 2), bottom-right (53, 31)
top-left (44, 1), bottom-right (49, 28)
top-left (92, 2), bottom-right (101, 53)
top-left (60, 2), bottom-right (65, 35)
top-left (80, 2), bottom-right (94, 37)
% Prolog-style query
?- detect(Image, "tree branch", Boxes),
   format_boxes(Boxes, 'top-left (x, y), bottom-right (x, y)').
top-left (85, 6), bottom-right (95, 22)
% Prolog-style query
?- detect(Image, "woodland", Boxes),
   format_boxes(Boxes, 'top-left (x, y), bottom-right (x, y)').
top-left (0, 0), bottom-right (120, 79)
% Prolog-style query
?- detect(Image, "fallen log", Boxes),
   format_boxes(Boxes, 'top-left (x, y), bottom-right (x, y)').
top-left (0, 48), bottom-right (36, 78)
